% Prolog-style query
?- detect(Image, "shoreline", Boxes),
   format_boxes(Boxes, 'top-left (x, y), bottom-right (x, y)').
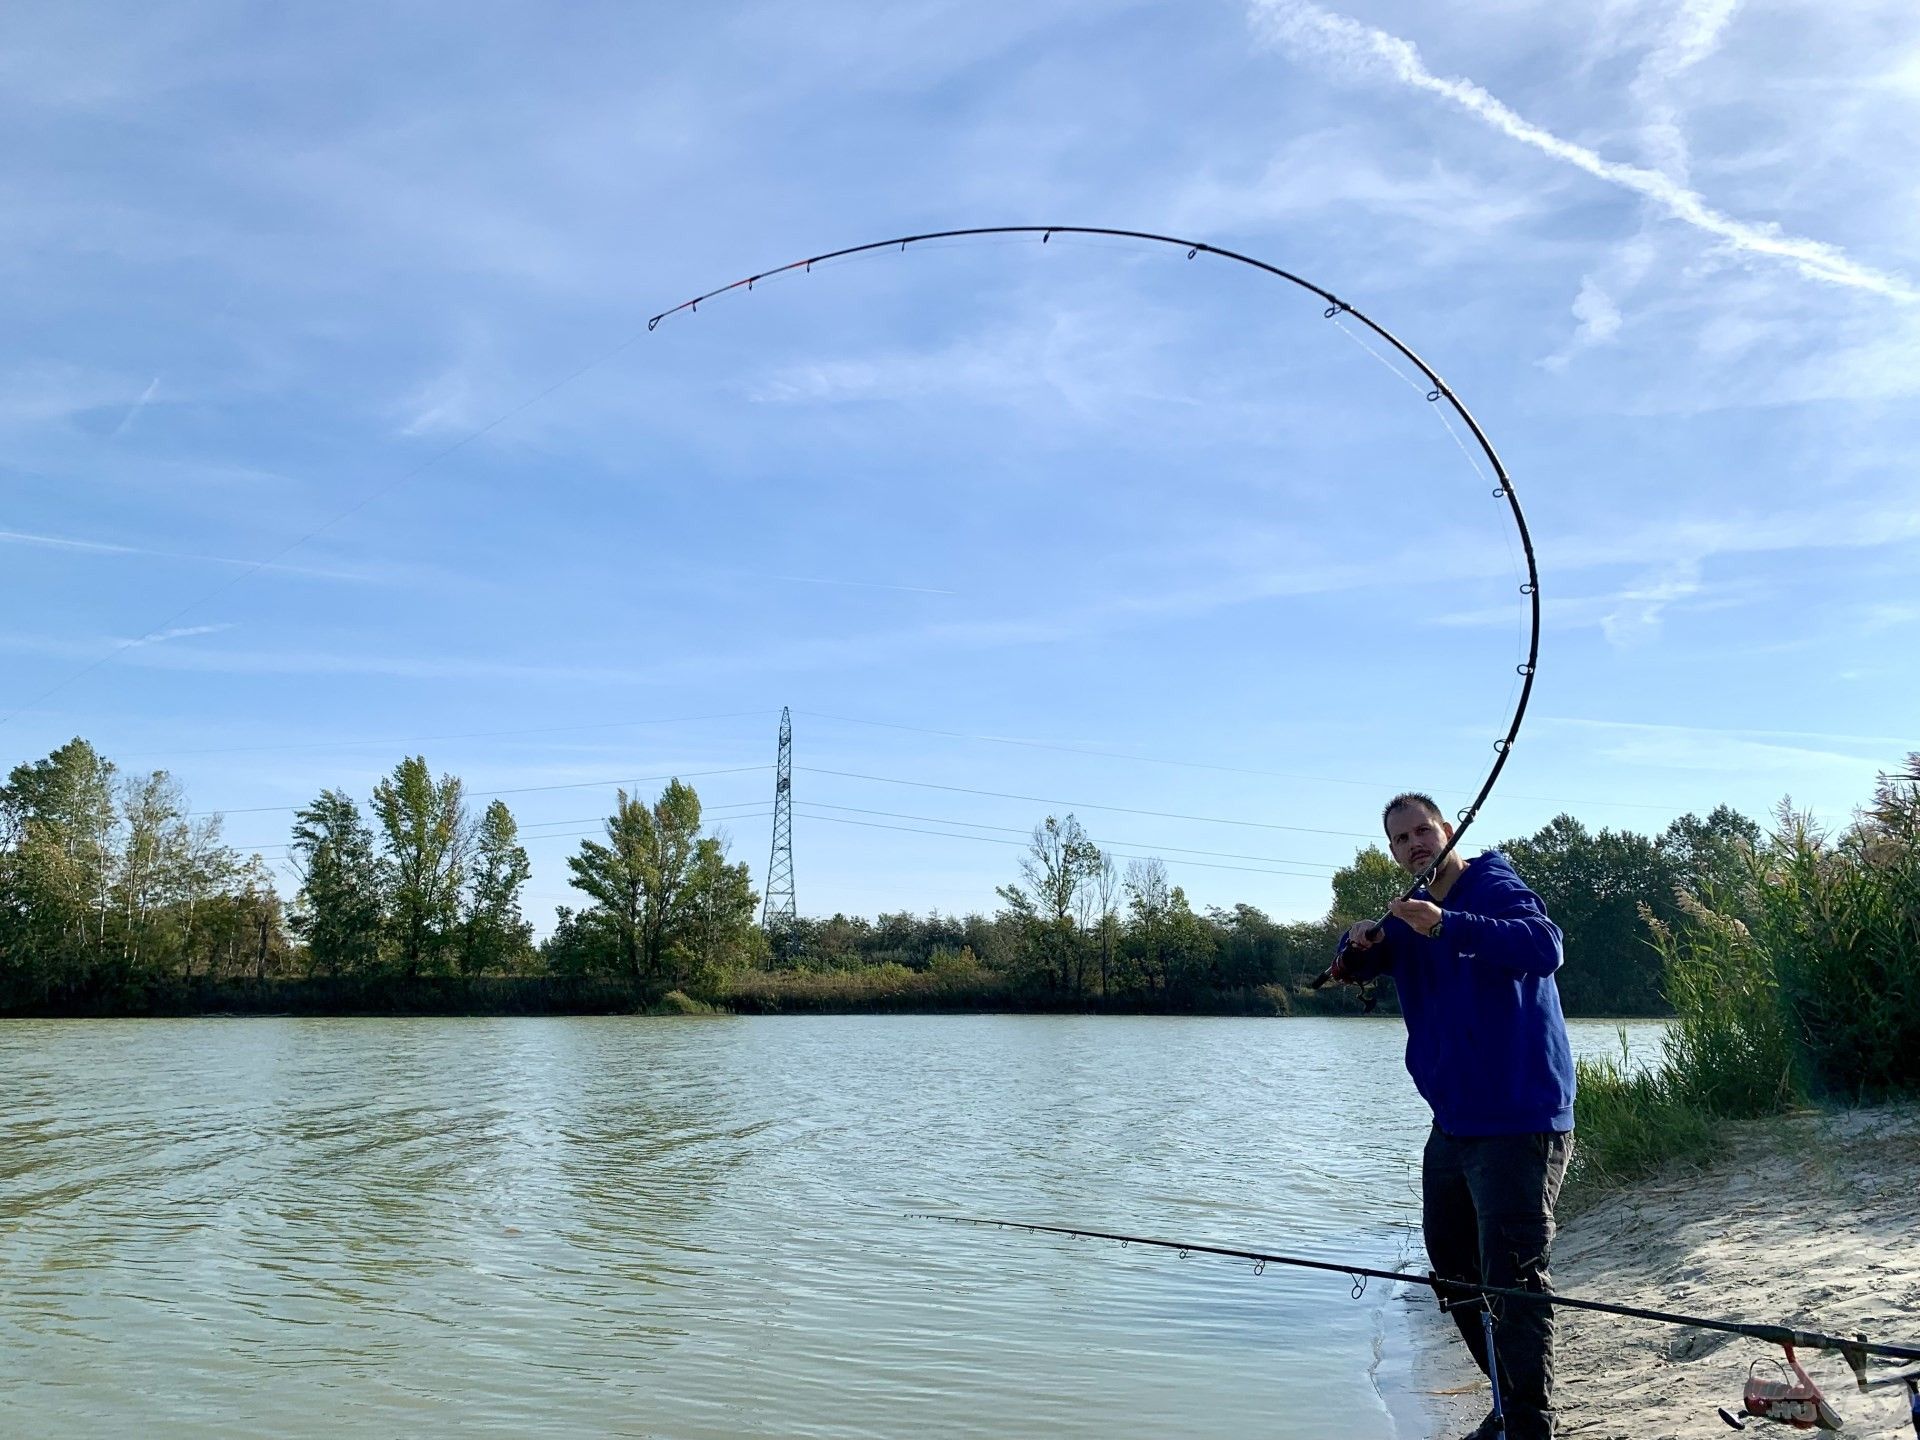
top-left (1392, 1103), bottom-right (1920, 1439)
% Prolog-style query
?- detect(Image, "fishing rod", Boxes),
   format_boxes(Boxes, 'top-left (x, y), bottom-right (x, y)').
top-left (914, 1215), bottom-right (1920, 1432)
top-left (649, 227), bottom-right (1541, 968)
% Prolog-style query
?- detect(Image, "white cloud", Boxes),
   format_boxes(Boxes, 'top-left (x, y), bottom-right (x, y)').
top-left (1247, 0), bottom-right (1920, 301)
top-left (1630, 0), bottom-right (1742, 180)
top-left (1598, 558), bottom-right (1702, 646)
top-left (1538, 716), bottom-right (1910, 775)
top-left (121, 622), bottom-right (236, 648)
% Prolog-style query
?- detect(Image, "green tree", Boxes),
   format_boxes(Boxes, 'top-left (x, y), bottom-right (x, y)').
top-left (1658, 805), bottom-right (1762, 909)
top-left (461, 800), bottom-right (532, 973)
top-left (112, 769), bottom-right (226, 976)
top-left (371, 756), bottom-right (469, 979)
top-left (675, 834), bottom-right (762, 981)
top-left (1158, 884), bottom-right (1218, 1002)
top-left (0, 739), bottom-right (118, 997)
top-left (1122, 855), bottom-right (1172, 998)
top-left (566, 780), bottom-right (749, 985)
top-left (1328, 845), bottom-right (1404, 927)
top-left (567, 791), bottom-right (650, 975)
top-left (290, 789), bottom-right (386, 980)
top-left (1503, 815), bottom-right (1673, 1015)
top-left (996, 814), bottom-right (1102, 995)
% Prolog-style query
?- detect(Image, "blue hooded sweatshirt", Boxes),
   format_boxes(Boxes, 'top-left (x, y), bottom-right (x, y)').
top-left (1335, 851), bottom-right (1575, 1137)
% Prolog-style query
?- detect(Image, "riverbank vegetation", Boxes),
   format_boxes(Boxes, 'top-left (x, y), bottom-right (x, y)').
top-left (2, 737), bottom-right (1908, 1039)
top-left (1568, 755), bottom-right (1920, 1200)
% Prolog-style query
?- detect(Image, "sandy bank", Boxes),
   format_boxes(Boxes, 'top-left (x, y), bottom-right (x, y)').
top-left (1401, 1104), bottom-right (1920, 1439)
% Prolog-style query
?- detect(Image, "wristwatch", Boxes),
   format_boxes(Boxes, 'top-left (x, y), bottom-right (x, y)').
top-left (1425, 915), bottom-right (1444, 939)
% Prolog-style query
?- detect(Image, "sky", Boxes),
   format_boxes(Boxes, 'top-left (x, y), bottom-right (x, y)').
top-left (4, 0), bottom-right (1918, 932)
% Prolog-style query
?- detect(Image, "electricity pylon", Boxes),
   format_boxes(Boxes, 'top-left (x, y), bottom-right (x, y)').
top-left (762, 706), bottom-right (797, 931)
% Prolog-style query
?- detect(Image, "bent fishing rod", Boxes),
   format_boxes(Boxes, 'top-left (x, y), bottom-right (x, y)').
top-left (649, 225), bottom-right (1541, 925)
top-left (912, 1214), bottom-right (1920, 1377)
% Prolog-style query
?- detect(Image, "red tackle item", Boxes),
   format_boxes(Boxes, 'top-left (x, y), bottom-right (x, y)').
top-left (1734, 1347), bottom-right (1846, 1431)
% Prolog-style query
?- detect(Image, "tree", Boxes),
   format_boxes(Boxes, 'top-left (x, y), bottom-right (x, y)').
top-left (676, 834), bottom-right (762, 980)
top-left (1328, 845), bottom-right (1404, 927)
top-left (290, 789), bottom-right (386, 980)
top-left (1123, 856), bottom-right (1172, 998)
top-left (0, 739), bottom-right (118, 996)
top-left (112, 769), bottom-right (225, 975)
top-left (567, 790), bottom-right (650, 975)
top-left (1092, 852), bottom-right (1120, 997)
top-left (996, 814), bottom-right (1102, 995)
top-left (634, 778), bottom-right (702, 980)
top-left (462, 800), bottom-right (532, 973)
top-left (1503, 814), bottom-right (1673, 1015)
top-left (371, 756), bottom-right (470, 979)
top-left (566, 780), bottom-right (753, 986)
top-left (1158, 884), bottom-right (1218, 1002)
top-left (1659, 805), bottom-right (1762, 909)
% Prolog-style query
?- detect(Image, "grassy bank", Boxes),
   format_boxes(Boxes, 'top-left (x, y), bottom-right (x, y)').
top-left (718, 962), bottom-right (1368, 1016)
top-left (1566, 762), bottom-right (1920, 1206)
top-left (1, 967), bottom-right (1378, 1019)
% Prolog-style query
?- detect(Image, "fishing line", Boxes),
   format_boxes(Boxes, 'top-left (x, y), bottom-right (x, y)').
top-left (647, 225), bottom-right (1542, 905)
top-left (914, 1214), bottom-right (1920, 1369)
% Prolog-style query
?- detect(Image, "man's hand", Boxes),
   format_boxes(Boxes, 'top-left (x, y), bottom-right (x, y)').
top-left (1389, 897), bottom-right (1443, 936)
top-left (1344, 920), bottom-right (1381, 950)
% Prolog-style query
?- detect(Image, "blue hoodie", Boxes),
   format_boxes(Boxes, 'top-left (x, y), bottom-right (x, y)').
top-left (1335, 851), bottom-right (1575, 1137)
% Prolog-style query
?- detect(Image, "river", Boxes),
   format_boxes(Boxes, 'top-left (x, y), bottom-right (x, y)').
top-left (0, 1015), bottom-right (1664, 1438)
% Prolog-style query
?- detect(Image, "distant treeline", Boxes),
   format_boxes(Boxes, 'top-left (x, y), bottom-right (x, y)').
top-left (0, 733), bottom-right (1830, 1020)
top-left (738, 802), bottom-right (1759, 1016)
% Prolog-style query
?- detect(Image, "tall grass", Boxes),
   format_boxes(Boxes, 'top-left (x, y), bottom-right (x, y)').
top-left (1568, 1035), bottom-right (1713, 1199)
top-left (1759, 786), bottom-right (1920, 1098)
top-left (1569, 759), bottom-right (1920, 1201)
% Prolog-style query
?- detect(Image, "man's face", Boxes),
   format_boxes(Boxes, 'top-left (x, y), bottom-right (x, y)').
top-left (1385, 803), bottom-right (1452, 874)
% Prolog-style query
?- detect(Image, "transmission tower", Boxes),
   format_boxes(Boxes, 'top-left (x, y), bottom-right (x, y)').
top-left (762, 706), bottom-right (797, 930)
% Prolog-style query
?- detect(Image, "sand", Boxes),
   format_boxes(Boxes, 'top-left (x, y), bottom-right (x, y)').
top-left (1399, 1103), bottom-right (1920, 1440)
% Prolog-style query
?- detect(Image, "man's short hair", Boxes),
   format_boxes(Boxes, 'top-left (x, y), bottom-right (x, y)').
top-left (1382, 791), bottom-right (1445, 836)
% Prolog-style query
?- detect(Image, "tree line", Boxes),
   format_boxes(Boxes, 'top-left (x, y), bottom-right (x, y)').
top-left (0, 731), bottom-right (1831, 1019)
top-left (758, 803), bottom-right (1762, 1015)
top-left (0, 739), bottom-right (762, 1010)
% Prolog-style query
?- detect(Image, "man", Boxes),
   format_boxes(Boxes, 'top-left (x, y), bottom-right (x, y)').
top-left (1331, 792), bottom-right (1574, 1440)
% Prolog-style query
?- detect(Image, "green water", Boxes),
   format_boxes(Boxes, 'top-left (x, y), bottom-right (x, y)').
top-left (0, 1015), bottom-right (1664, 1437)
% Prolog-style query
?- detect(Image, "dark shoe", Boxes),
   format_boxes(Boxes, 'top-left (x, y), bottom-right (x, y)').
top-left (1457, 1411), bottom-right (1500, 1439)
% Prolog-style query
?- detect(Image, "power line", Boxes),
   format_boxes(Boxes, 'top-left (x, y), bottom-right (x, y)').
top-left (795, 800), bottom-right (1344, 871)
top-left (796, 707), bottom-right (1688, 814)
top-left (793, 810), bottom-right (1330, 880)
top-left (794, 765), bottom-right (1376, 839)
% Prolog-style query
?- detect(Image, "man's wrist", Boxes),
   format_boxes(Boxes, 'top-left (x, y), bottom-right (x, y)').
top-left (1425, 915), bottom-right (1444, 939)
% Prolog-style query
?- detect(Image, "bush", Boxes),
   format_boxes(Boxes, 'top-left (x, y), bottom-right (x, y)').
top-left (647, 989), bottom-right (724, 1015)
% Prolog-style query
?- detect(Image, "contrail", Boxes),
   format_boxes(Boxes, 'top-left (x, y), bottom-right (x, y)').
top-left (0, 528), bottom-right (363, 581)
top-left (121, 623), bottom-right (235, 649)
top-left (1249, 0), bottom-right (1919, 302)
top-left (109, 375), bottom-right (161, 438)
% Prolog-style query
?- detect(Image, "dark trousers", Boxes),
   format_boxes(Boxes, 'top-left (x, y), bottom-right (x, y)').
top-left (1423, 1127), bottom-right (1572, 1440)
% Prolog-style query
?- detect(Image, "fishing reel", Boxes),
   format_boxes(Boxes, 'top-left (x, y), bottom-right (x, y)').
top-left (1718, 1347), bottom-right (1845, 1431)
top-left (1717, 1343), bottom-right (1920, 1436)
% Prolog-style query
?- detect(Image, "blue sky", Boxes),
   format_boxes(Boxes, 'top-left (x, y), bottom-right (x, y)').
top-left (5, 0), bottom-right (1918, 931)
